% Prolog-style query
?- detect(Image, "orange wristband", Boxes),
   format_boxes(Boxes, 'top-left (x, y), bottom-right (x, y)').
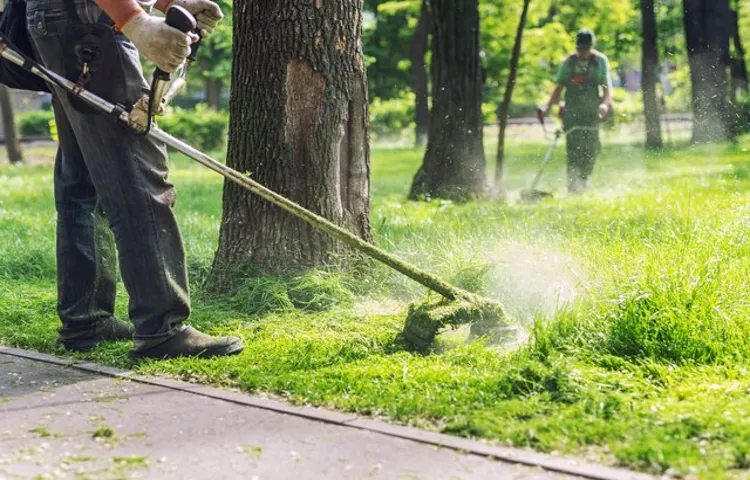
top-left (114, 9), bottom-right (142, 32)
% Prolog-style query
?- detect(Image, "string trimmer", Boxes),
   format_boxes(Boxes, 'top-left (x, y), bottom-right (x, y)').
top-left (519, 118), bottom-right (600, 204)
top-left (0, 8), bottom-right (517, 352)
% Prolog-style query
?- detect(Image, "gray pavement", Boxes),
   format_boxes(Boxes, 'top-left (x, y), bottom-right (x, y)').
top-left (0, 351), bottom-right (646, 480)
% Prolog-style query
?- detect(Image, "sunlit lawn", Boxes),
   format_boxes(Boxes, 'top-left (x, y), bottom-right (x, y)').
top-left (1, 129), bottom-right (750, 478)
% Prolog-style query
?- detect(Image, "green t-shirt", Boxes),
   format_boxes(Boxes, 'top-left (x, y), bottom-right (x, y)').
top-left (555, 50), bottom-right (612, 88)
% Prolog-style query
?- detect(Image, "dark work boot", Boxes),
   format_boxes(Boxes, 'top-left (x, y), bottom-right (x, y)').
top-left (567, 176), bottom-right (587, 195)
top-left (58, 318), bottom-right (135, 353)
top-left (129, 326), bottom-right (243, 360)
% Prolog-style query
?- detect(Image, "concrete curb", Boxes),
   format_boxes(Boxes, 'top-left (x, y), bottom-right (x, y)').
top-left (0, 346), bottom-right (654, 480)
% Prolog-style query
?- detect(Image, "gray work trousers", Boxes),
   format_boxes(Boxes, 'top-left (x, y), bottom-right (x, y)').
top-left (25, 0), bottom-right (191, 344)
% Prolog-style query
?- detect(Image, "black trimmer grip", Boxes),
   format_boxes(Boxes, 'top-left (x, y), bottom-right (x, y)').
top-left (153, 6), bottom-right (198, 79)
top-left (166, 5), bottom-right (201, 62)
top-left (165, 5), bottom-right (196, 34)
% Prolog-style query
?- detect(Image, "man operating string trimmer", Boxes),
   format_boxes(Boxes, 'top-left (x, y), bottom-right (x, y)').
top-left (2, 0), bottom-right (516, 353)
top-left (27, 0), bottom-right (243, 358)
top-left (537, 28), bottom-right (613, 194)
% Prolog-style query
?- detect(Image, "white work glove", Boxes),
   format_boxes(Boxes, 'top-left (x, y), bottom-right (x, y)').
top-left (120, 12), bottom-right (198, 73)
top-left (598, 103), bottom-right (610, 120)
top-left (162, 0), bottom-right (223, 37)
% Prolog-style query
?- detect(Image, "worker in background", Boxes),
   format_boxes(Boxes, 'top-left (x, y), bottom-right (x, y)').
top-left (537, 28), bottom-right (613, 194)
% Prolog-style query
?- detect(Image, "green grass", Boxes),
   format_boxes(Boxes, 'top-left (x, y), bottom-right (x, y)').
top-left (91, 426), bottom-right (116, 439)
top-left (2, 133), bottom-right (750, 478)
top-left (28, 427), bottom-right (59, 438)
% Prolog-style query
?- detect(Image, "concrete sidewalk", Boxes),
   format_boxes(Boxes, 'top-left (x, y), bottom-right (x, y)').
top-left (0, 349), bottom-right (651, 480)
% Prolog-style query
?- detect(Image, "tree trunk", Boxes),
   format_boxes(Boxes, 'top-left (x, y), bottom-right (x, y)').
top-left (729, 9), bottom-right (748, 102)
top-left (204, 78), bottom-right (223, 109)
top-left (0, 86), bottom-right (22, 165)
top-left (682, 0), bottom-right (733, 143)
top-left (494, 0), bottom-right (531, 196)
top-left (409, 0), bottom-right (486, 201)
top-left (411, 0), bottom-right (430, 147)
top-left (208, 0), bottom-right (372, 284)
top-left (641, 0), bottom-right (663, 150)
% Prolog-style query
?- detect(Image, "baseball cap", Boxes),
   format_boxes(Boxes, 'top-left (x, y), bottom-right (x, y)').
top-left (576, 28), bottom-right (595, 49)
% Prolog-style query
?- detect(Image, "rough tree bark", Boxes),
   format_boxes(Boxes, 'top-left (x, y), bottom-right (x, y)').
top-left (409, 0), bottom-right (486, 201)
top-left (494, 0), bottom-right (531, 197)
top-left (641, 0), bottom-right (663, 149)
top-left (0, 86), bottom-right (22, 164)
top-left (209, 0), bottom-right (372, 284)
top-left (682, 0), bottom-right (734, 142)
top-left (410, 0), bottom-right (430, 147)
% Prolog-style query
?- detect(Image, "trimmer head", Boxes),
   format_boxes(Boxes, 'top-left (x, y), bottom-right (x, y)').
top-left (402, 295), bottom-right (511, 352)
top-left (519, 188), bottom-right (554, 203)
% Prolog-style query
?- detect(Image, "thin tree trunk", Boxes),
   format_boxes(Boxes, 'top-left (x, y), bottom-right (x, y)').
top-left (409, 0), bottom-right (486, 201)
top-left (494, 0), bottom-right (531, 196)
top-left (411, 0), bottom-right (430, 147)
top-left (642, 0), bottom-right (663, 149)
top-left (0, 86), bottom-right (22, 164)
top-left (682, 0), bottom-right (733, 142)
top-left (204, 78), bottom-right (223, 109)
top-left (208, 0), bottom-right (372, 286)
top-left (730, 9), bottom-right (748, 102)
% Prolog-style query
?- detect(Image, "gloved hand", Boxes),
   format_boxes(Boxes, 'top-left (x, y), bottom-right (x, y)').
top-left (536, 105), bottom-right (548, 122)
top-left (161, 0), bottom-right (223, 37)
top-left (120, 12), bottom-right (199, 73)
top-left (598, 103), bottom-right (610, 120)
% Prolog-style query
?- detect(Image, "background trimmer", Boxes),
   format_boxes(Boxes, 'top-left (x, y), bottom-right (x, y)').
top-left (519, 118), bottom-right (561, 203)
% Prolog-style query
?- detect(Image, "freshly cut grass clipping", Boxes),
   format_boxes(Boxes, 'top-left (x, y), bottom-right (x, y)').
top-left (403, 294), bottom-right (512, 352)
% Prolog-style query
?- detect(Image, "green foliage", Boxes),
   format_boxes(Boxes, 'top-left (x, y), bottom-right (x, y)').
top-left (606, 89), bottom-right (643, 126)
top-left (157, 105), bottom-right (228, 152)
top-left (737, 1), bottom-right (750, 73)
top-left (664, 62), bottom-right (693, 114)
top-left (18, 110), bottom-right (54, 137)
top-left (18, 105), bottom-right (228, 149)
top-left (196, 0), bottom-right (232, 85)
top-left (364, 0), bottom-right (660, 136)
top-left (735, 93), bottom-right (750, 134)
top-left (369, 91), bottom-right (416, 139)
top-left (363, 1), bottom-right (421, 100)
top-left (49, 119), bottom-right (58, 143)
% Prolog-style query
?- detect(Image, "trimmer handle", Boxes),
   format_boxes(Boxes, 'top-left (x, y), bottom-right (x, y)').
top-left (536, 106), bottom-right (546, 124)
top-left (167, 6), bottom-right (202, 64)
top-left (166, 5), bottom-right (196, 34)
top-left (536, 107), bottom-right (550, 137)
top-left (166, 5), bottom-right (202, 62)
top-left (153, 5), bottom-right (197, 79)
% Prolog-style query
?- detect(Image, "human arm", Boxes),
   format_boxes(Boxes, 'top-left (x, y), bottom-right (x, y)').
top-left (537, 58), bottom-right (569, 121)
top-left (91, 0), bottom-right (196, 72)
top-left (537, 83), bottom-right (564, 120)
top-left (92, 0), bottom-right (143, 29)
top-left (599, 85), bottom-right (612, 118)
top-left (598, 54), bottom-right (614, 118)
